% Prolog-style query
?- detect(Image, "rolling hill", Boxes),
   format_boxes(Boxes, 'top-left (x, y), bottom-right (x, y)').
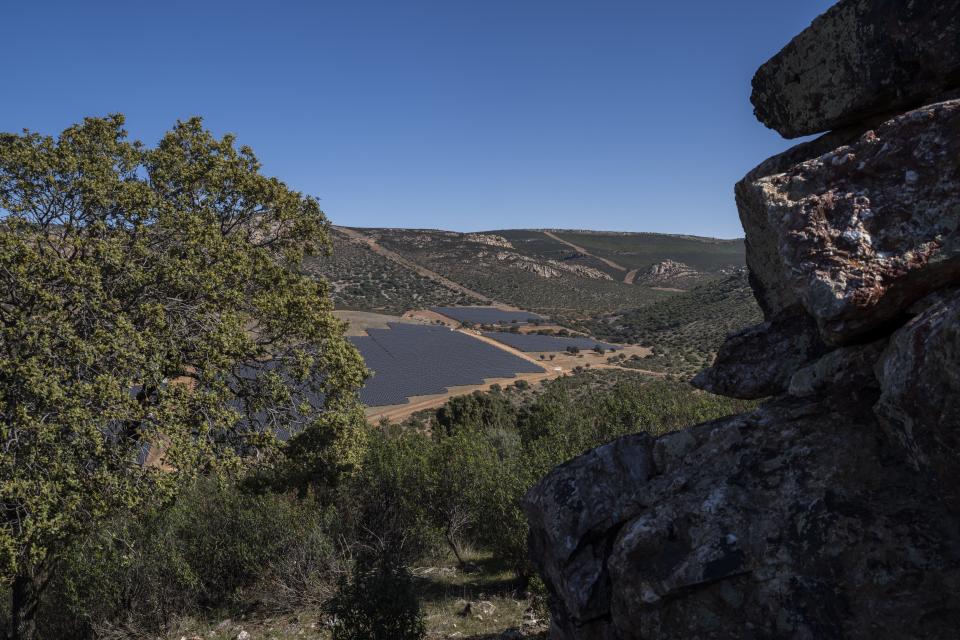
top-left (307, 226), bottom-right (761, 376)
top-left (315, 227), bottom-right (745, 314)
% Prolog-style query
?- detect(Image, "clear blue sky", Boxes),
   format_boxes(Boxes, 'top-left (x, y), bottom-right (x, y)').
top-left (3, 1), bottom-right (833, 238)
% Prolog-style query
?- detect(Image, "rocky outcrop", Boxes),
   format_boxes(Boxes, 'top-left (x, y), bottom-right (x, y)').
top-left (751, 0), bottom-right (960, 138)
top-left (875, 288), bottom-right (960, 509)
top-left (646, 260), bottom-right (697, 279)
top-left (692, 307), bottom-right (826, 399)
top-left (526, 396), bottom-right (960, 640)
top-left (490, 251), bottom-right (614, 281)
top-left (524, 2), bottom-right (960, 638)
top-left (740, 100), bottom-right (960, 345)
top-left (465, 233), bottom-right (515, 249)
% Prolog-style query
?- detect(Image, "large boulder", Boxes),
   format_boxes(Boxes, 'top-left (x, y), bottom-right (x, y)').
top-left (875, 288), bottom-right (960, 508)
top-left (787, 338), bottom-right (886, 398)
top-left (523, 397), bottom-right (960, 640)
top-left (751, 0), bottom-right (960, 138)
top-left (735, 119), bottom-right (891, 318)
top-left (524, 434), bottom-right (654, 639)
top-left (691, 307), bottom-right (827, 399)
top-left (738, 100), bottom-right (960, 345)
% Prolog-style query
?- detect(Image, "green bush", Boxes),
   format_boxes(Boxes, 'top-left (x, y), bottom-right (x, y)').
top-left (34, 479), bottom-right (341, 637)
top-left (325, 555), bottom-right (425, 640)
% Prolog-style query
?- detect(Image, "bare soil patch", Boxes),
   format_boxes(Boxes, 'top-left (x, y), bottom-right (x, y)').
top-left (334, 310), bottom-right (422, 336)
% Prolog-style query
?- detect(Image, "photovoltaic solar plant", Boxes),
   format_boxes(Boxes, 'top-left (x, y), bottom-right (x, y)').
top-left (349, 323), bottom-right (544, 406)
top-left (430, 306), bottom-right (545, 325)
top-left (480, 331), bottom-right (622, 353)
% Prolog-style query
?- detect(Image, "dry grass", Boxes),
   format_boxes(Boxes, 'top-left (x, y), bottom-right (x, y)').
top-left (147, 551), bottom-right (545, 640)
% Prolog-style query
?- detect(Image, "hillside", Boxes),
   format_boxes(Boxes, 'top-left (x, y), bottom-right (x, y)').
top-left (315, 227), bottom-right (745, 316)
top-left (303, 228), bottom-right (483, 314)
top-left (578, 271), bottom-right (763, 376)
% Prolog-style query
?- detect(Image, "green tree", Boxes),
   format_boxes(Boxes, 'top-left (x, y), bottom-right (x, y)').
top-left (0, 115), bottom-right (366, 639)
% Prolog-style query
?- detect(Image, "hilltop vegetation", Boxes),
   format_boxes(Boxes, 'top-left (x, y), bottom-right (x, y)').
top-left (544, 230), bottom-right (745, 273)
top-left (304, 229), bottom-right (480, 314)
top-left (581, 272), bottom-right (762, 376)
top-left (348, 227), bottom-right (743, 314)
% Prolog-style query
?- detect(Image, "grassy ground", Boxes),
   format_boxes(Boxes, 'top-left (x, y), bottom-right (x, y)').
top-left (416, 553), bottom-right (546, 639)
top-left (149, 551), bottom-right (544, 640)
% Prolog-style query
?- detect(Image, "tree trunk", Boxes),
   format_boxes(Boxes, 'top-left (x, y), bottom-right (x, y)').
top-left (10, 570), bottom-right (43, 640)
top-left (445, 525), bottom-right (466, 567)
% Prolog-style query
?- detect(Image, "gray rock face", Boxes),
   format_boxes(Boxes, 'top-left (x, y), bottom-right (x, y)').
top-left (751, 0), bottom-right (960, 138)
top-left (525, 4), bottom-right (960, 638)
top-left (735, 119), bottom-right (893, 318)
top-left (691, 307), bottom-right (826, 399)
top-left (875, 288), bottom-right (960, 508)
top-left (787, 339), bottom-right (886, 398)
top-left (524, 434), bottom-right (654, 639)
top-left (523, 397), bottom-right (960, 640)
top-left (741, 100), bottom-right (960, 345)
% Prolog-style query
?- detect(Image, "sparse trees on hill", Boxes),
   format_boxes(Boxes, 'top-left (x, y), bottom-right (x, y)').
top-left (0, 115), bottom-right (366, 639)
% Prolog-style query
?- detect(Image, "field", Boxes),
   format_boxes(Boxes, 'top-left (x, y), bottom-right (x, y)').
top-left (349, 324), bottom-right (545, 406)
top-left (333, 310), bottom-right (421, 336)
top-left (431, 306), bottom-right (543, 325)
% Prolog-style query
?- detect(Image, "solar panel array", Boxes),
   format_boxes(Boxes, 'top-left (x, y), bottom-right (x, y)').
top-left (350, 323), bottom-right (544, 406)
top-left (480, 331), bottom-right (622, 353)
top-left (430, 306), bottom-right (545, 325)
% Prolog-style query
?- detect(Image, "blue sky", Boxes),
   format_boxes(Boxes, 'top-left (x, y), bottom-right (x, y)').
top-left (3, 1), bottom-right (833, 238)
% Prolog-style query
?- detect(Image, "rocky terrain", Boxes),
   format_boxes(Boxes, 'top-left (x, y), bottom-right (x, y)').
top-left (523, 2), bottom-right (960, 638)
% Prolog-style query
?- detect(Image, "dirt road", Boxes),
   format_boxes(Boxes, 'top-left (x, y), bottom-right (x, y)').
top-left (543, 231), bottom-right (628, 272)
top-left (651, 286), bottom-right (687, 293)
top-left (623, 268), bottom-right (638, 284)
top-left (335, 226), bottom-right (503, 305)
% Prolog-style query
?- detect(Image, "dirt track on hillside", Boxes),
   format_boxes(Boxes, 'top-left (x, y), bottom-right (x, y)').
top-left (543, 231), bottom-right (628, 272)
top-left (335, 226), bottom-right (505, 305)
top-left (623, 268), bottom-right (638, 284)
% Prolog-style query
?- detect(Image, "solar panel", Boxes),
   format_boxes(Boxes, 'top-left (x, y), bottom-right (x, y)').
top-left (349, 323), bottom-right (543, 406)
top-left (430, 306), bottom-right (545, 325)
top-left (479, 331), bottom-right (622, 353)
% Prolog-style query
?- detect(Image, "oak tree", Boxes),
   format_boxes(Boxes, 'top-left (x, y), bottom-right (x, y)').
top-left (0, 115), bottom-right (366, 639)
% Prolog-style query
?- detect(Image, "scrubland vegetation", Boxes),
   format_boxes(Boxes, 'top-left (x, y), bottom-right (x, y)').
top-left (363, 228), bottom-right (679, 313)
top-left (545, 231), bottom-right (745, 273)
top-left (305, 230), bottom-right (478, 314)
top-left (1, 372), bottom-right (753, 638)
top-left (0, 114), bottom-right (756, 639)
top-left (577, 273), bottom-right (762, 376)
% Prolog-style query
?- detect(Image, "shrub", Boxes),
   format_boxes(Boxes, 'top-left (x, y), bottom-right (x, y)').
top-left (325, 555), bottom-right (425, 640)
top-left (35, 479), bottom-right (342, 637)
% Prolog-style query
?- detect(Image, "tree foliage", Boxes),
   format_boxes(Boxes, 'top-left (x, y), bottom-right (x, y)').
top-left (0, 115), bottom-right (366, 638)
